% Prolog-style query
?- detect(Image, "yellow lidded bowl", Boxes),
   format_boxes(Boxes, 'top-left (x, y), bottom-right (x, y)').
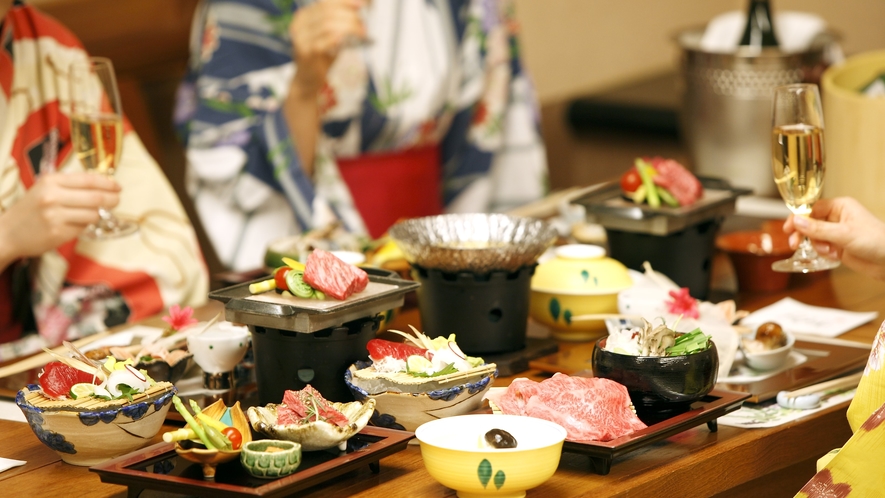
top-left (530, 244), bottom-right (632, 340)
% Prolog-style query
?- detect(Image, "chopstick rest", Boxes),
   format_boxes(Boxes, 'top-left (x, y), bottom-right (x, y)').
top-left (776, 371), bottom-right (864, 410)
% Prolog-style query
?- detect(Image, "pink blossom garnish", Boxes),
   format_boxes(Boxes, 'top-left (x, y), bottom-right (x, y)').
top-left (665, 288), bottom-right (699, 319)
top-left (162, 304), bottom-right (198, 331)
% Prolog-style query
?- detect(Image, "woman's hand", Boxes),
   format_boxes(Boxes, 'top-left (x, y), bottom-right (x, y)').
top-left (289, 0), bottom-right (367, 96)
top-left (284, 0), bottom-right (366, 176)
top-left (784, 197), bottom-right (885, 280)
top-left (0, 172), bottom-right (121, 270)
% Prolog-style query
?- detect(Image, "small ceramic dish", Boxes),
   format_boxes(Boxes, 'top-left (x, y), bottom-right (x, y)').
top-left (742, 331), bottom-right (796, 371)
top-left (240, 440), bottom-right (302, 479)
top-left (530, 244), bottom-right (633, 339)
top-left (174, 400), bottom-right (252, 480)
top-left (246, 399), bottom-right (375, 451)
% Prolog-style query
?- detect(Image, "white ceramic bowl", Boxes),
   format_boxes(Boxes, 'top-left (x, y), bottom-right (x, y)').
top-left (187, 322), bottom-right (251, 374)
top-left (416, 414), bottom-right (566, 498)
top-left (743, 332), bottom-right (795, 371)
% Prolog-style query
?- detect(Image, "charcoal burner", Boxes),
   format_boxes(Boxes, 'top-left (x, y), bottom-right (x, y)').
top-left (389, 214), bottom-right (559, 373)
top-left (209, 269), bottom-right (419, 403)
top-left (411, 264), bottom-right (536, 355)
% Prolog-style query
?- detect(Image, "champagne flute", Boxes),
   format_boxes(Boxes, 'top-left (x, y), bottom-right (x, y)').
top-left (770, 83), bottom-right (839, 272)
top-left (69, 57), bottom-right (138, 239)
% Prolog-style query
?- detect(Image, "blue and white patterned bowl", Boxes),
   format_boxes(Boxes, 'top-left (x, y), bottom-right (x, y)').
top-left (16, 383), bottom-right (175, 466)
top-left (345, 361), bottom-right (497, 432)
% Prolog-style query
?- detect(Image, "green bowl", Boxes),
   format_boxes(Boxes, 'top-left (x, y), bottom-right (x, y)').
top-left (240, 440), bottom-right (302, 479)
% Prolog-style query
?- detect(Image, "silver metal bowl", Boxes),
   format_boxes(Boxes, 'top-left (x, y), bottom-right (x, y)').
top-left (388, 213), bottom-right (556, 274)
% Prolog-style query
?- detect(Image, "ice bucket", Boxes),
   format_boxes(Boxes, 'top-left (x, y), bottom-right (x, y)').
top-left (822, 50), bottom-right (885, 220)
top-left (677, 28), bottom-right (835, 197)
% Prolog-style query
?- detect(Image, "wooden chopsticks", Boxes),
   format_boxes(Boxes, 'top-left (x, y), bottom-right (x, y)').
top-left (781, 371), bottom-right (865, 399)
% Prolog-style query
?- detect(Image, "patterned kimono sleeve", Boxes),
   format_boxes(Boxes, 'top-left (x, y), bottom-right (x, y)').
top-left (174, 0), bottom-right (327, 268)
top-left (441, 0), bottom-right (548, 214)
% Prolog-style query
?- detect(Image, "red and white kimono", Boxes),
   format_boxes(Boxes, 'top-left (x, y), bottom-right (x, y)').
top-left (0, 2), bottom-right (209, 360)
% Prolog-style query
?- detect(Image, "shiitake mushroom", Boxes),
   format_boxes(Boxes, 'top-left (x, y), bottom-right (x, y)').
top-left (755, 322), bottom-right (786, 349)
top-left (484, 428), bottom-right (518, 449)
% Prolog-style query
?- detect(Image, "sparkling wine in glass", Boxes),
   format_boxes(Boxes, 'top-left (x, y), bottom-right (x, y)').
top-left (770, 83), bottom-right (839, 273)
top-left (70, 57), bottom-right (137, 239)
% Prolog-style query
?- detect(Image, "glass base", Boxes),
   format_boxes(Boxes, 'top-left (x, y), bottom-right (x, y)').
top-left (81, 217), bottom-right (138, 240)
top-left (771, 255), bottom-right (841, 273)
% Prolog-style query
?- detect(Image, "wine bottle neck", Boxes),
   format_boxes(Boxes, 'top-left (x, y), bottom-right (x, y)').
top-left (740, 0), bottom-right (779, 48)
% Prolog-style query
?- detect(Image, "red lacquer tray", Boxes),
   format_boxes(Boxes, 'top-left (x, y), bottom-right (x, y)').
top-left (90, 427), bottom-right (413, 498)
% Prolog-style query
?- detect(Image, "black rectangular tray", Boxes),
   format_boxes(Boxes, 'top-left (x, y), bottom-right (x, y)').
top-left (90, 427), bottom-right (414, 498)
top-left (573, 178), bottom-right (751, 235)
top-left (562, 389), bottom-right (749, 475)
top-left (209, 273), bottom-right (419, 333)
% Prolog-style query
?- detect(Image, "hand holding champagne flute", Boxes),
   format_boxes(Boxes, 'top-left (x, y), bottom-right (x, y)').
top-left (770, 83), bottom-right (839, 272)
top-left (69, 57), bottom-right (137, 239)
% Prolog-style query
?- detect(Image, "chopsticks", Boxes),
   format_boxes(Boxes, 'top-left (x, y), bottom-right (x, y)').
top-left (781, 371), bottom-right (864, 399)
top-left (0, 331), bottom-right (112, 380)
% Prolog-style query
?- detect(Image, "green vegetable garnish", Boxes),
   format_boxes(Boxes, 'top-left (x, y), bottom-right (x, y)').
top-left (666, 328), bottom-right (711, 355)
top-left (408, 363), bottom-right (458, 378)
top-left (635, 158), bottom-right (660, 208)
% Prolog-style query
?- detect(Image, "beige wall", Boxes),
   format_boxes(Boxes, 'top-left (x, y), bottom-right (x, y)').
top-left (515, 0), bottom-right (885, 104)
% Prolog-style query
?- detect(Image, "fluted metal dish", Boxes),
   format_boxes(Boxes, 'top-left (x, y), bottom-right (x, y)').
top-left (387, 214), bottom-right (556, 274)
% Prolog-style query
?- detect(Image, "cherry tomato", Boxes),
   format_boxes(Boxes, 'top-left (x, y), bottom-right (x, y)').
top-left (221, 427), bottom-right (243, 450)
top-left (620, 168), bottom-right (642, 194)
top-left (273, 267), bottom-right (290, 291)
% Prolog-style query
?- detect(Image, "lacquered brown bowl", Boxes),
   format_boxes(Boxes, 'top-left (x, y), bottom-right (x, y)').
top-left (591, 337), bottom-right (718, 424)
top-left (715, 229), bottom-right (793, 293)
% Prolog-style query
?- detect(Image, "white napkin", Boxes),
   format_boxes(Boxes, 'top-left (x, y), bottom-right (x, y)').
top-left (0, 400), bottom-right (25, 423)
top-left (700, 11), bottom-right (828, 53)
top-left (0, 457), bottom-right (26, 474)
top-left (739, 297), bottom-right (878, 338)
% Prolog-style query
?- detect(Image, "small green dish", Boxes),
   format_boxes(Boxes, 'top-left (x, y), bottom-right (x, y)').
top-left (240, 440), bottom-right (302, 479)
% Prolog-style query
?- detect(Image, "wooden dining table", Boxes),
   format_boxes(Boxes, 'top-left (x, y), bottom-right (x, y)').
top-left (2, 253), bottom-right (884, 498)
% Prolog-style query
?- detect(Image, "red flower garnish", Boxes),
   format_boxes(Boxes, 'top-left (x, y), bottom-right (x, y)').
top-left (162, 304), bottom-right (198, 331)
top-left (666, 287), bottom-right (699, 319)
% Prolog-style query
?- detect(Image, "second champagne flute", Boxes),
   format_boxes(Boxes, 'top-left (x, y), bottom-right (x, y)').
top-left (69, 56), bottom-right (138, 239)
top-left (770, 83), bottom-right (839, 273)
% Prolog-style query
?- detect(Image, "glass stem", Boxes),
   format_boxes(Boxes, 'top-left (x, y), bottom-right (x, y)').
top-left (794, 236), bottom-right (818, 261)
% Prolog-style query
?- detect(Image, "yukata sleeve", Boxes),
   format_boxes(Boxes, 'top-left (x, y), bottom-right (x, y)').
top-left (173, 0), bottom-right (323, 269)
top-left (440, 0), bottom-right (548, 214)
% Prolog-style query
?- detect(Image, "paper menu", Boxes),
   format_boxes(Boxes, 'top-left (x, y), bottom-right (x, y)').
top-left (739, 298), bottom-right (878, 338)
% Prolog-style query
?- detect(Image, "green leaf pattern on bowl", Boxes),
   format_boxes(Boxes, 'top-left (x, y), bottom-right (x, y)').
top-left (477, 458), bottom-right (506, 489)
top-left (548, 298), bottom-right (561, 321)
top-left (547, 297), bottom-right (577, 327)
top-left (478, 458), bottom-right (492, 487)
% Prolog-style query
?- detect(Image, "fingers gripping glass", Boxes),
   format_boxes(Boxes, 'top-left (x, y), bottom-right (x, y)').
top-left (770, 84), bottom-right (839, 273)
top-left (69, 57), bottom-right (138, 239)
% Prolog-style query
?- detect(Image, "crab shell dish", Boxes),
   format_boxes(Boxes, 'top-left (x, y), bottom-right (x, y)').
top-left (174, 400), bottom-right (252, 480)
top-left (246, 399), bottom-right (375, 452)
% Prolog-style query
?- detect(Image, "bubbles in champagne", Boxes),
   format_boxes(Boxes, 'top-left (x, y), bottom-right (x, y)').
top-left (771, 124), bottom-right (825, 215)
top-left (70, 113), bottom-right (123, 175)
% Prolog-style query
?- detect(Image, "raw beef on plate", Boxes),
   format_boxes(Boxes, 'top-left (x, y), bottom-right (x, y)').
top-left (304, 249), bottom-right (369, 300)
top-left (496, 373), bottom-right (647, 442)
